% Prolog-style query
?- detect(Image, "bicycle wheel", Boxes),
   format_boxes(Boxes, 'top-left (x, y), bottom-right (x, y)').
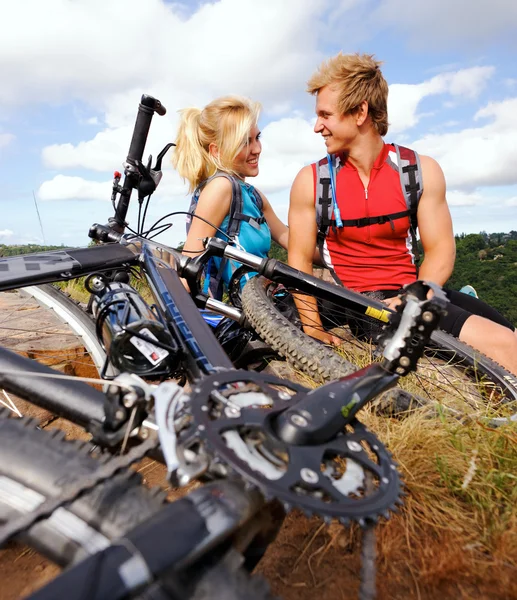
top-left (0, 284), bottom-right (110, 417)
top-left (0, 414), bottom-right (277, 599)
top-left (242, 277), bottom-right (517, 424)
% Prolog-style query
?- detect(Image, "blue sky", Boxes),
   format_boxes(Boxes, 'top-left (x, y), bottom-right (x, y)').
top-left (1, 0), bottom-right (516, 247)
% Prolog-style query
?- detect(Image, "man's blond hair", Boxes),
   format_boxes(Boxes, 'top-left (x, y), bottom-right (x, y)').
top-left (307, 53), bottom-right (389, 136)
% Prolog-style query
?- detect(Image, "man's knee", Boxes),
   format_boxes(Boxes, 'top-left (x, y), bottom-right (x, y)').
top-left (460, 314), bottom-right (517, 350)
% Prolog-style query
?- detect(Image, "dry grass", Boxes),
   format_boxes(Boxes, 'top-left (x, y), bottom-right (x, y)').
top-left (352, 409), bottom-right (515, 596)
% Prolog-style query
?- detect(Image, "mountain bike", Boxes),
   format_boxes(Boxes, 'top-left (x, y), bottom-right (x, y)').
top-left (0, 95), bottom-right (456, 599)
top-left (2, 95), bottom-right (515, 430)
top-left (0, 237), bottom-right (447, 599)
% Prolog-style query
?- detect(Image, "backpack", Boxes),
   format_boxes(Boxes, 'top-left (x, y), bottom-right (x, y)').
top-left (315, 144), bottom-right (423, 283)
top-left (186, 172), bottom-right (265, 299)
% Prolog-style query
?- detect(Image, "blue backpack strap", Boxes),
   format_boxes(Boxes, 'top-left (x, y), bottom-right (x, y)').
top-left (186, 171), bottom-right (236, 235)
top-left (228, 182), bottom-right (266, 236)
top-left (186, 173), bottom-right (267, 299)
top-left (207, 174), bottom-right (243, 299)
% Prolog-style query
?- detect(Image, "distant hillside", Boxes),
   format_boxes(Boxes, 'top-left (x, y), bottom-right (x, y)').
top-left (0, 244), bottom-right (66, 256)
top-left (447, 231), bottom-right (517, 326)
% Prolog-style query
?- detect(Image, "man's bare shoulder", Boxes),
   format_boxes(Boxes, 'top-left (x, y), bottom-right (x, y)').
top-left (417, 154), bottom-right (447, 206)
top-left (419, 154), bottom-right (445, 181)
top-left (291, 164), bottom-right (315, 202)
top-left (293, 164), bottom-right (314, 183)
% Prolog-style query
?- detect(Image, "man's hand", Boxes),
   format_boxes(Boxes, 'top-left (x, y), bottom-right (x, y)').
top-left (382, 296), bottom-right (402, 311)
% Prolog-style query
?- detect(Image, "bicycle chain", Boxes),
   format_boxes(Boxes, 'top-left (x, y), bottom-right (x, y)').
top-left (0, 431), bottom-right (158, 547)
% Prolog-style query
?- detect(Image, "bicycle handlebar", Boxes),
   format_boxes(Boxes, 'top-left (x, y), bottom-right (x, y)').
top-left (110, 94), bottom-right (167, 231)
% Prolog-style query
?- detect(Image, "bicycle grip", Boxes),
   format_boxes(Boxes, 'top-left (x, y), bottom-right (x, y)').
top-left (126, 95), bottom-right (167, 165)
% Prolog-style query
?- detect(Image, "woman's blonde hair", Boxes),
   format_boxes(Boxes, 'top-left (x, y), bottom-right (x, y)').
top-left (307, 53), bottom-right (389, 136)
top-left (172, 95), bottom-right (261, 192)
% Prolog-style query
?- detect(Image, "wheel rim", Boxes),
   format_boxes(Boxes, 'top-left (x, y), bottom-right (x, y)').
top-left (0, 285), bottom-right (106, 418)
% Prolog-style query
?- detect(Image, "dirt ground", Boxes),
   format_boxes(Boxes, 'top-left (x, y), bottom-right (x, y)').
top-left (1, 410), bottom-right (516, 600)
top-left (0, 290), bottom-right (516, 600)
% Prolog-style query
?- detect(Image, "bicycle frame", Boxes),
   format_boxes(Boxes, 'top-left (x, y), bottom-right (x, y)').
top-left (0, 239), bottom-right (232, 435)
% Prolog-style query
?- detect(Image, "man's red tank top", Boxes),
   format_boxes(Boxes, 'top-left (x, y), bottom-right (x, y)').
top-left (311, 143), bottom-right (418, 292)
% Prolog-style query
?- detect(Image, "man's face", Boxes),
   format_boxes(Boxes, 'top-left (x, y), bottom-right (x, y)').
top-left (314, 85), bottom-right (356, 154)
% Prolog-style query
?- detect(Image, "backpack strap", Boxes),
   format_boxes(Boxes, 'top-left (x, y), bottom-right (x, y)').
top-left (315, 156), bottom-right (345, 285)
top-left (338, 210), bottom-right (412, 230)
top-left (186, 172), bottom-right (265, 300)
top-left (393, 144), bottom-right (423, 269)
top-left (315, 156), bottom-right (341, 240)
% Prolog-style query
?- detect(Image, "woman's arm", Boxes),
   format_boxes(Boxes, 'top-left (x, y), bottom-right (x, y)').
top-left (260, 190), bottom-right (322, 264)
top-left (183, 177), bottom-right (233, 257)
top-left (260, 193), bottom-right (289, 249)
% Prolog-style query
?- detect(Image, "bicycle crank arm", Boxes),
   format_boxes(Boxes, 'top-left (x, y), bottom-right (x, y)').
top-left (273, 363), bottom-right (399, 445)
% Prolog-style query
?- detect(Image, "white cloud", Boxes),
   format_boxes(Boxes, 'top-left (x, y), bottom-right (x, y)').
top-left (446, 191), bottom-right (483, 206)
top-left (506, 197), bottom-right (517, 206)
top-left (43, 125), bottom-right (137, 172)
top-left (0, 229), bottom-right (14, 238)
top-left (42, 112), bottom-right (178, 172)
top-left (38, 168), bottom-right (188, 204)
top-left (388, 67), bottom-right (494, 133)
top-left (0, 133), bottom-right (15, 148)
top-left (372, 0), bottom-right (517, 48)
top-left (409, 97), bottom-right (517, 189)
top-left (38, 175), bottom-right (112, 201)
top-left (253, 117), bottom-right (325, 193)
top-left (0, 0), bottom-right (325, 113)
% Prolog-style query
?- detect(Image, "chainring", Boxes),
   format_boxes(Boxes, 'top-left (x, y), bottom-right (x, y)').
top-left (185, 370), bottom-right (403, 526)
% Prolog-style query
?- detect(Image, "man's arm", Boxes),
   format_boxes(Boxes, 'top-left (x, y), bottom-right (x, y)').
top-left (416, 155), bottom-right (456, 285)
top-left (288, 165), bottom-right (337, 344)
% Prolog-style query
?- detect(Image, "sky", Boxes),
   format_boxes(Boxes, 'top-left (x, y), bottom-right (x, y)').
top-left (0, 0), bottom-right (516, 247)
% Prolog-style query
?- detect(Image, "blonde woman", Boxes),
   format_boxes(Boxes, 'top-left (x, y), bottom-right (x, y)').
top-left (172, 95), bottom-right (288, 299)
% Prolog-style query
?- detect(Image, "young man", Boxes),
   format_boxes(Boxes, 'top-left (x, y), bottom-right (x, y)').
top-left (288, 52), bottom-right (517, 377)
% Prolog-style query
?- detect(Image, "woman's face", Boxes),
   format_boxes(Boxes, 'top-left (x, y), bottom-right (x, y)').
top-left (233, 125), bottom-right (261, 179)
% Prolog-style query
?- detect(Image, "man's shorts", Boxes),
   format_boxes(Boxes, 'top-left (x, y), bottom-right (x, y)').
top-left (368, 288), bottom-right (515, 338)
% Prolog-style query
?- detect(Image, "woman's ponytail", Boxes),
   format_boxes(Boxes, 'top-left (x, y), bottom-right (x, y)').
top-left (172, 107), bottom-right (213, 192)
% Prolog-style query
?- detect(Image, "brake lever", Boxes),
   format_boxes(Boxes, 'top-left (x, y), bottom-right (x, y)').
top-left (135, 159), bottom-right (157, 200)
top-left (143, 142), bottom-right (177, 191)
top-left (153, 142), bottom-right (176, 172)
